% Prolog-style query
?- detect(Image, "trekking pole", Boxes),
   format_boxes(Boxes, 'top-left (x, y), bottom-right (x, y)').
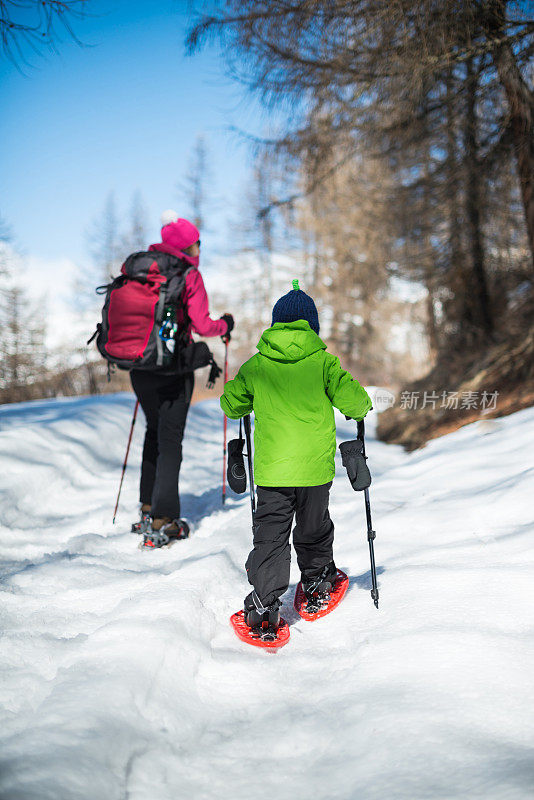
top-left (112, 399), bottom-right (139, 524)
top-left (222, 336), bottom-right (229, 506)
top-left (243, 414), bottom-right (256, 520)
top-left (357, 419), bottom-right (379, 608)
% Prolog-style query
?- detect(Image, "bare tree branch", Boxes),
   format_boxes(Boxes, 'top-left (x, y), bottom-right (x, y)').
top-left (0, 0), bottom-right (91, 66)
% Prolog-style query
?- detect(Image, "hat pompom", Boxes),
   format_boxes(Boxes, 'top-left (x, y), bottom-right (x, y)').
top-left (161, 209), bottom-right (179, 227)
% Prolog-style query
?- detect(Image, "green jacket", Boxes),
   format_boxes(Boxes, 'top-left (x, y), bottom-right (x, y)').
top-left (220, 320), bottom-right (372, 487)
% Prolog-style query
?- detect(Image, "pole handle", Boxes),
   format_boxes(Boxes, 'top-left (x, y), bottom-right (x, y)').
top-left (346, 416), bottom-right (365, 440)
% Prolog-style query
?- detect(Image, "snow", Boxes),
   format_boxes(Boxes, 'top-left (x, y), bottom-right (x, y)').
top-left (23, 253), bottom-right (86, 352)
top-left (387, 274), bottom-right (428, 304)
top-left (1, 394), bottom-right (533, 800)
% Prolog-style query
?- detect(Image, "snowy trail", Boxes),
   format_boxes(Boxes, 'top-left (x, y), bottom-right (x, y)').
top-left (1, 394), bottom-right (533, 800)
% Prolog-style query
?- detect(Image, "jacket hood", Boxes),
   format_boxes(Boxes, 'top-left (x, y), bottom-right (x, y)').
top-left (257, 320), bottom-right (326, 362)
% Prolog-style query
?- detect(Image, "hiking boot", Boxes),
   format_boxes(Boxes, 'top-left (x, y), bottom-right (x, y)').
top-left (302, 563), bottom-right (337, 612)
top-left (151, 517), bottom-right (190, 536)
top-left (131, 504), bottom-right (151, 535)
top-left (244, 596), bottom-right (281, 640)
top-left (302, 578), bottom-right (332, 612)
top-left (141, 518), bottom-right (190, 549)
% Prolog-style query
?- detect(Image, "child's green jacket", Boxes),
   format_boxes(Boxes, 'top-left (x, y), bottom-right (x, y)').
top-left (220, 320), bottom-right (372, 487)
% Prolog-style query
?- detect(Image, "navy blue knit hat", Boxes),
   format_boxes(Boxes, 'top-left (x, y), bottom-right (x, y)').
top-left (271, 279), bottom-right (320, 334)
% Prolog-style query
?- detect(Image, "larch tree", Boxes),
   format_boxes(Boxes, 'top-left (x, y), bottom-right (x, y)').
top-left (187, 0), bottom-right (533, 371)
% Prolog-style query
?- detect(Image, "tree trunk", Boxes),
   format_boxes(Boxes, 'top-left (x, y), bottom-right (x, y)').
top-left (464, 57), bottom-right (494, 340)
top-left (422, 133), bottom-right (439, 361)
top-left (445, 69), bottom-right (466, 342)
top-left (483, 0), bottom-right (534, 269)
top-left (424, 289), bottom-right (439, 359)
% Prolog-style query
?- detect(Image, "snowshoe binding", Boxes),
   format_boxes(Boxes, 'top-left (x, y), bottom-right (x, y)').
top-left (294, 568), bottom-right (349, 621)
top-left (140, 518), bottom-right (190, 549)
top-left (131, 506), bottom-right (151, 535)
top-left (303, 577), bottom-right (333, 613)
top-left (230, 596), bottom-right (290, 649)
top-left (245, 601), bottom-right (281, 641)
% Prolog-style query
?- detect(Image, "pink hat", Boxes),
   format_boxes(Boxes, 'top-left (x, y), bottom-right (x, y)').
top-left (161, 218), bottom-right (200, 252)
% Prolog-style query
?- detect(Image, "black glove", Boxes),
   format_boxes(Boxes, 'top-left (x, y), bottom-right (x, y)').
top-left (221, 313), bottom-right (234, 341)
top-left (227, 435), bottom-right (247, 494)
top-left (206, 357), bottom-right (222, 389)
top-left (339, 439), bottom-right (372, 491)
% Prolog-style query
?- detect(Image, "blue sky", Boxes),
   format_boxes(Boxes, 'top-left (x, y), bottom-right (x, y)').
top-left (0, 0), bottom-right (273, 267)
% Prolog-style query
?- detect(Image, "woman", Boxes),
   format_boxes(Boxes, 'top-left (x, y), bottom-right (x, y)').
top-left (131, 211), bottom-right (233, 548)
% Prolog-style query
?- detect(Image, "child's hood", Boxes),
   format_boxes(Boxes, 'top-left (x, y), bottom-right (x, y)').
top-left (256, 320), bottom-right (327, 362)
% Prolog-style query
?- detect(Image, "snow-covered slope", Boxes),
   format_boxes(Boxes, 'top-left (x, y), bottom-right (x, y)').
top-left (1, 395), bottom-right (533, 800)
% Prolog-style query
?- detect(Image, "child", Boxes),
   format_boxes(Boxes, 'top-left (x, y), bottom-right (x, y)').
top-left (220, 280), bottom-right (372, 634)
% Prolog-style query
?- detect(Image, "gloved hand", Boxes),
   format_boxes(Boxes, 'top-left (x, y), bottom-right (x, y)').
top-left (221, 313), bottom-right (234, 341)
top-left (339, 439), bottom-right (372, 491)
top-left (227, 436), bottom-right (247, 493)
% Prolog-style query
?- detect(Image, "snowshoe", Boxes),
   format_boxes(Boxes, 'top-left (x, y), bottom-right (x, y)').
top-left (139, 518), bottom-right (190, 549)
top-left (294, 569), bottom-right (349, 621)
top-left (230, 610), bottom-right (290, 649)
top-left (131, 507), bottom-right (151, 535)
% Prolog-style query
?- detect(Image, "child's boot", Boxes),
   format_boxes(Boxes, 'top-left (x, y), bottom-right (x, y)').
top-left (302, 561), bottom-right (337, 612)
top-left (244, 594), bottom-right (281, 640)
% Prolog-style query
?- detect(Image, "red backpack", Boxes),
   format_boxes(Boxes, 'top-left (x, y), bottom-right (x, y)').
top-left (89, 251), bottom-right (218, 378)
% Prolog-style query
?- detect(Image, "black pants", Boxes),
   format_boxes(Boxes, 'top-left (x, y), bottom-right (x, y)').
top-left (245, 483), bottom-right (336, 609)
top-left (130, 370), bottom-right (194, 519)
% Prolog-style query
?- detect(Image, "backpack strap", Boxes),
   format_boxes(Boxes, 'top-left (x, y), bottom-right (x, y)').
top-left (86, 325), bottom-right (100, 345)
top-left (154, 281), bottom-right (168, 323)
top-left (155, 283), bottom-right (169, 367)
top-left (154, 265), bottom-right (192, 368)
top-left (96, 275), bottom-right (126, 295)
top-left (177, 266), bottom-right (193, 344)
top-left (164, 265), bottom-right (193, 350)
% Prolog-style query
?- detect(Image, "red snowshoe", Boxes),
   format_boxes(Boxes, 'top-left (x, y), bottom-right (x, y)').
top-left (294, 569), bottom-right (349, 621)
top-left (230, 610), bottom-right (290, 649)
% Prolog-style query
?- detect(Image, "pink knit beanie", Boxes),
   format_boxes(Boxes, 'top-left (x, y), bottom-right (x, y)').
top-left (161, 217), bottom-right (200, 252)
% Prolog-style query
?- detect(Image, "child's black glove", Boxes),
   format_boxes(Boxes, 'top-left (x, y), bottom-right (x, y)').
top-left (227, 432), bottom-right (247, 493)
top-left (339, 439), bottom-right (371, 491)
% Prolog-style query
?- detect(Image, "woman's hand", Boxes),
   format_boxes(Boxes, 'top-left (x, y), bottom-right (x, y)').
top-left (221, 313), bottom-right (234, 341)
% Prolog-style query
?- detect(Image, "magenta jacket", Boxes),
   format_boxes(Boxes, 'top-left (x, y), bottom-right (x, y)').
top-left (149, 242), bottom-right (227, 338)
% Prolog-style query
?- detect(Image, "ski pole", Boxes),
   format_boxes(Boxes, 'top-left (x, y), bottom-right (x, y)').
top-left (243, 414), bottom-right (256, 520)
top-left (113, 399), bottom-right (139, 524)
top-left (357, 419), bottom-right (379, 608)
top-left (222, 336), bottom-right (229, 506)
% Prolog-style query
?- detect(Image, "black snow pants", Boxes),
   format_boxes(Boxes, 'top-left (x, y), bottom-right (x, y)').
top-left (244, 483), bottom-right (336, 609)
top-left (130, 369), bottom-right (194, 520)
